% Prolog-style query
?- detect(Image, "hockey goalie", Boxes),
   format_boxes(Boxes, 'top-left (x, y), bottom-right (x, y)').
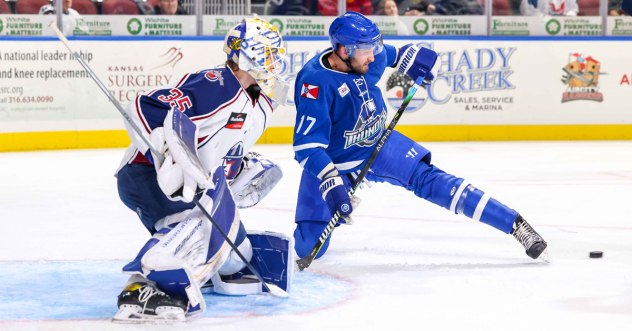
top-left (112, 18), bottom-right (292, 323)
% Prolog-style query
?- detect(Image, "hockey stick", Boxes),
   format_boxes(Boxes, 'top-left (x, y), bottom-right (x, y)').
top-left (296, 76), bottom-right (427, 271)
top-left (49, 22), bottom-right (289, 298)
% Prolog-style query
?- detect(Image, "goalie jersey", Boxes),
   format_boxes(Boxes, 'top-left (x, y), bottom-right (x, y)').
top-left (115, 66), bottom-right (274, 180)
top-left (293, 44), bottom-right (398, 179)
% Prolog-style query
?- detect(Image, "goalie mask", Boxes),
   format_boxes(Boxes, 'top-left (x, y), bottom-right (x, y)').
top-left (224, 18), bottom-right (289, 106)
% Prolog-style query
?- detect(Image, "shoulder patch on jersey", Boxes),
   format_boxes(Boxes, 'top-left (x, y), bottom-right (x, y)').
top-left (226, 112), bottom-right (247, 129)
top-left (204, 70), bottom-right (225, 85)
top-left (301, 83), bottom-right (320, 100)
top-left (338, 83), bottom-right (350, 98)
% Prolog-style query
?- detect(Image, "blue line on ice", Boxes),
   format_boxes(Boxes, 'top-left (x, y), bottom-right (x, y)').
top-left (0, 261), bottom-right (352, 321)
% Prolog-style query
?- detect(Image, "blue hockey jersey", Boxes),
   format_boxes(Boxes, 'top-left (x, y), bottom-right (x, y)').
top-left (293, 45), bottom-right (398, 179)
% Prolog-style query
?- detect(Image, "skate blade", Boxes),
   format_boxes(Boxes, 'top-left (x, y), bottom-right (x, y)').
top-left (112, 317), bottom-right (185, 325)
top-left (538, 248), bottom-right (550, 263)
top-left (112, 308), bottom-right (186, 324)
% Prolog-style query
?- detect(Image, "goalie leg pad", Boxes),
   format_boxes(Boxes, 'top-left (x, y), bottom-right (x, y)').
top-left (133, 216), bottom-right (212, 316)
top-left (122, 166), bottom-right (242, 315)
top-left (211, 230), bottom-right (294, 295)
top-left (218, 236), bottom-right (253, 276)
top-left (246, 231), bottom-right (294, 293)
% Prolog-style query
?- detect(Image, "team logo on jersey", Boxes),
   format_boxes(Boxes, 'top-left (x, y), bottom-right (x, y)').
top-left (343, 99), bottom-right (387, 149)
top-left (301, 83), bottom-right (319, 100)
top-left (205, 70), bottom-right (225, 86)
top-left (226, 112), bottom-right (248, 129)
top-left (223, 141), bottom-right (244, 180)
top-left (338, 83), bottom-right (350, 98)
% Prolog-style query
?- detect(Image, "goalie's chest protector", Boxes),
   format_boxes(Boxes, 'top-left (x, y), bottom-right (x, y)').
top-left (179, 67), bottom-right (273, 180)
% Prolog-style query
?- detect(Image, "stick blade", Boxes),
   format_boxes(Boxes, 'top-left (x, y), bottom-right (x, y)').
top-left (265, 283), bottom-right (289, 298)
top-left (296, 254), bottom-right (314, 271)
top-left (539, 248), bottom-right (550, 263)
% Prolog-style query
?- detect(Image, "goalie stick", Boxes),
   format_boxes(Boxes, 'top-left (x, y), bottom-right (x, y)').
top-left (296, 76), bottom-right (428, 271)
top-left (49, 22), bottom-right (289, 299)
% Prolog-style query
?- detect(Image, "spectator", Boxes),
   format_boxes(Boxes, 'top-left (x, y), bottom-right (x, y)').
top-left (521, 0), bottom-right (578, 16)
top-left (39, 0), bottom-right (81, 35)
top-left (153, 0), bottom-right (188, 15)
top-left (375, 0), bottom-right (398, 14)
top-left (270, 0), bottom-right (312, 15)
top-left (319, 0), bottom-right (373, 16)
top-left (375, 0), bottom-right (410, 34)
top-left (434, 0), bottom-right (483, 14)
top-left (609, 0), bottom-right (628, 15)
top-left (397, 0), bottom-right (436, 15)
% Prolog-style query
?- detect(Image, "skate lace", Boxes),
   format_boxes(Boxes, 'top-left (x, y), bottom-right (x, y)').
top-left (512, 220), bottom-right (539, 249)
top-left (137, 285), bottom-right (166, 313)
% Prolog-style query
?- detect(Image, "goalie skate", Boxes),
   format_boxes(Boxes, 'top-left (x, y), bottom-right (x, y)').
top-left (112, 283), bottom-right (188, 324)
top-left (511, 215), bottom-right (549, 263)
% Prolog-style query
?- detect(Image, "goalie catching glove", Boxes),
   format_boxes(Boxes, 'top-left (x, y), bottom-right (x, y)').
top-left (230, 151), bottom-right (283, 209)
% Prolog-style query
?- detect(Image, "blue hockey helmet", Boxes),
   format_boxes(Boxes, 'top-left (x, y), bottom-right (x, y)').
top-left (329, 12), bottom-right (383, 58)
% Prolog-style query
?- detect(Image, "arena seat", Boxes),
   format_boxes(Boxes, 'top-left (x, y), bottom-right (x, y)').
top-left (0, 0), bottom-right (11, 14)
top-left (492, 0), bottom-right (512, 15)
top-left (477, 0), bottom-right (512, 15)
top-left (578, 0), bottom-right (600, 16)
top-left (16, 0), bottom-right (49, 14)
top-left (102, 0), bottom-right (139, 14)
top-left (72, 0), bottom-right (97, 14)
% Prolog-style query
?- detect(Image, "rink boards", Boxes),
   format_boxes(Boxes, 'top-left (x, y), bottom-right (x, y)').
top-left (1, 36), bottom-right (631, 151)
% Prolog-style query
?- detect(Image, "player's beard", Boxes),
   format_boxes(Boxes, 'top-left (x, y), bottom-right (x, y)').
top-left (350, 57), bottom-right (371, 75)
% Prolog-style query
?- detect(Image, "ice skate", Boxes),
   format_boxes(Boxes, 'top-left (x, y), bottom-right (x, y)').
top-left (112, 283), bottom-right (188, 324)
top-left (511, 215), bottom-right (549, 262)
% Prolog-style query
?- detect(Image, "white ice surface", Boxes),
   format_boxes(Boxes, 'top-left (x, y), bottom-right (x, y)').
top-left (1, 141), bottom-right (631, 330)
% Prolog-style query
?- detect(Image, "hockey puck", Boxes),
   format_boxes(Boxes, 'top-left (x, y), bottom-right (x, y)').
top-left (589, 251), bottom-right (603, 258)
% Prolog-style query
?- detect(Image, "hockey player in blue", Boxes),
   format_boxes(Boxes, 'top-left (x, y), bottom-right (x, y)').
top-left (113, 18), bottom-right (293, 323)
top-left (292, 12), bottom-right (549, 263)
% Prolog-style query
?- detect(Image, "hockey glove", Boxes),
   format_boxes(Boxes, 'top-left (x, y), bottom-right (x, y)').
top-left (230, 151), bottom-right (283, 209)
top-left (319, 173), bottom-right (355, 224)
top-left (395, 44), bottom-right (441, 86)
top-left (156, 150), bottom-right (204, 203)
top-left (150, 123), bottom-right (208, 203)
